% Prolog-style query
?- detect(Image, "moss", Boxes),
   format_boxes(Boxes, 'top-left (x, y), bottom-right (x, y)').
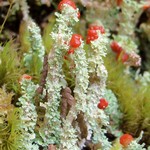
top-left (104, 51), bottom-right (150, 145)
top-left (42, 14), bottom-right (56, 54)
top-left (0, 41), bottom-right (22, 93)
top-left (104, 52), bottom-right (142, 134)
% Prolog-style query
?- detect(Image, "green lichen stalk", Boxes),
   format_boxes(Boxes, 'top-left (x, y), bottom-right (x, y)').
top-left (118, 0), bottom-right (142, 36)
top-left (85, 29), bottom-right (111, 149)
top-left (60, 39), bottom-right (89, 150)
top-left (18, 78), bottom-right (38, 149)
top-left (39, 3), bottom-right (80, 147)
top-left (23, 20), bottom-right (45, 76)
top-left (73, 43), bottom-right (89, 112)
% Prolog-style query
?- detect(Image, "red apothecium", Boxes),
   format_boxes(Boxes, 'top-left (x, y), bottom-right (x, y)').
top-left (68, 48), bottom-right (75, 54)
top-left (116, 51), bottom-right (129, 63)
top-left (121, 52), bottom-right (129, 62)
top-left (19, 74), bottom-right (32, 83)
top-left (97, 98), bottom-right (108, 110)
top-left (86, 25), bottom-right (105, 44)
top-left (58, 0), bottom-right (76, 11)
top-left (116, 0), bottom-right (123, 6)
top-left (89, 25), bottom-right (105, 34)
top-left (120, 134), bottom-right (133, 147)
top-left (69, 34), bottom-right (82, 48)
top-left (110, 41), bottom-right (123, 54)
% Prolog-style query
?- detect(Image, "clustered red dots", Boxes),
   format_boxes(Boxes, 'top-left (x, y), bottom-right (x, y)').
top-left (97, 98), bottom-right (109, 110)
top-left (86, 25), bottom-right (105, 44)
top-left (110, 41), bottom-right (129, 63)
top-left (58, 1), bottom-right (106, 55)
top-left (69, 34), bottom-right (82, 48)
top-left (57, 0), bottom-right (82, 55)
top-left (67, 25), bottom-right (105, 54)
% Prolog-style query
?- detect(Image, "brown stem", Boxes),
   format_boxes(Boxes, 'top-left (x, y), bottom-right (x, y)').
top-left (36, 55), bottom-right (48, 95)
top-left (34, 55), bottom-right (48, 131)
top-left (76, 112), bottom-right (88, 139)
top-left (60, 87), bottom-right (75, 119)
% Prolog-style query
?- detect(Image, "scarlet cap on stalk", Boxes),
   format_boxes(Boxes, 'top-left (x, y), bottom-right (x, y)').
top-left (97, 98), bottom-right (109, 110)
top-left (143, 4), bottom-right (150, 10)
top-left (69, 34), bottom-right (82, 48)
top-left (120, 134), bottom-right (133, 147)
top-left (58, 0), bottom-right (76, 10)
top-left (77, 12), bottom-right (80, 18)
top-left (110, 41), bottom-right (123, 54)
top-left (116, 0), bottom-right (123, 6)
top-left (121, 52), bottom-right (129, 62)
top-left (19, 74), bottom-right (32, 83)
top-left (89, 25), bottom-right (105, 34)
top-left (116, 51), bottom-right (129, 63)
top-left (86, 25), bottom-right (105, 44)
top-left (58, 0), bottom-right (80, 18)
top-left (68, 48), bottom-right (75, 54)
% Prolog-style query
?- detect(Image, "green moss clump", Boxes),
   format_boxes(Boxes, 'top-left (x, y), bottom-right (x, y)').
top-left (104, 51), bottom-right (150, 145)
top-left (0, 41), bottom-right (22, 93)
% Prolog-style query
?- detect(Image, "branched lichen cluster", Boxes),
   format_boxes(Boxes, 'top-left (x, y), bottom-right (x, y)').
top-left (1, 0), bottom-right (150, 149)
top-left (85, 31), bottom-right (111, 149)
top-left (38, 4), bottom-right (80, 148)
top-left (60, 37), bottom-right (89, 149)
top-left (73, 43), bottom-right (89, 112)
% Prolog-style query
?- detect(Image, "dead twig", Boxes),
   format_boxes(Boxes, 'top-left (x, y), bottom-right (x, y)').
top-left (60, 87), bottom-right (75, 119)
top-left (76, 112), bottom-right (88, 139)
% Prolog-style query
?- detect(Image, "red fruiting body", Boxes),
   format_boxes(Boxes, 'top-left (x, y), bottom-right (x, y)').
top-left (58, 0), bottom-right (76, 11)
top-left (117, 0), bottom-right (123, 6)
top-left (86, 36), bottom-right (91, 44)
top-left (87, 29), bottom-right (98, 37)
top-left (121, 52), bottom-right (129, 62)
top-left (77, 12), bottom-right (80, 18)
top-left (111, 41), bottom-right (129, 63)
top-left (19, 74), bottom-right (32, 83)
top-left (143, 4), bottom-right (150, 10)
top-left (89, 25), bottom-right (105, 34)
top-left (86, 25), bottom-right (105, 44)
top-left (110, 41), bottom-right (123, 54)
top-left (116, 51), bottom-right (129, 63)
top-left (64, 55), bottom-right (68, 60)
top-left (86, 30), bottom-right (98, 43)
top-left (120, 134), bottom-right (133, 147)
top-left (68, 48), bottom-right (75, 54)
top-left (72, 34), bottom-right (82, 40)
top-left (97, 98), bottom-right (108, 110)
top-left (69, 34), bottom-right (82, 48)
